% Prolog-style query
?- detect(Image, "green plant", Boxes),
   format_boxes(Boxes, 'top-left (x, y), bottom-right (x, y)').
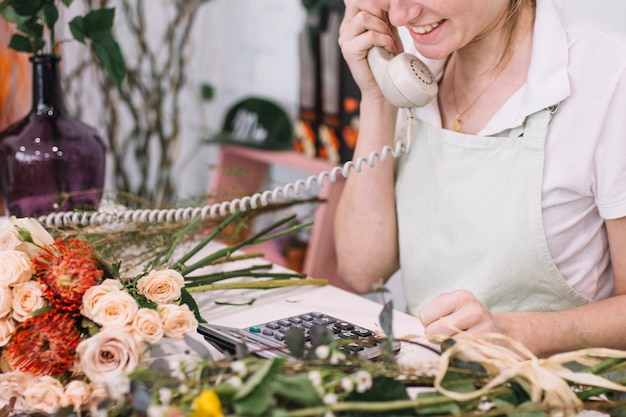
top-left (0, 0), bottom-right (125, 88)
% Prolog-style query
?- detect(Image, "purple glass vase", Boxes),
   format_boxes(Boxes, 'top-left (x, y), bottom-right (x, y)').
top-left (0, 55), bottom-right (106, 218)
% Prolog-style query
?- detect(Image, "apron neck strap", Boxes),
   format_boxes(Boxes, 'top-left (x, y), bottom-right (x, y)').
top-left (508, 104), bottom-right (560, 140)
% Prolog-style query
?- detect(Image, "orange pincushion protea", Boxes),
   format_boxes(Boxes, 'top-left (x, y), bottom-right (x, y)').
top-left (6, 310), bottom-right (82, 376)
top-left (33, 237), bottom-right (104, 312)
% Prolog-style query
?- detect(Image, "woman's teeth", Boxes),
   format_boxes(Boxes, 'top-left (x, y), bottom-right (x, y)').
top-left (411, 22), bottom-right (440, 34)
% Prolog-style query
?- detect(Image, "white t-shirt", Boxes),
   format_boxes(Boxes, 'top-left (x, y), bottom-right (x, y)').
top-left (407, 0), bottom-right (626, 300)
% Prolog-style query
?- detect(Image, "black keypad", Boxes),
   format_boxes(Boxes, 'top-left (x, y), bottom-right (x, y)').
top-left (244, 312), bottom-right (399, 360)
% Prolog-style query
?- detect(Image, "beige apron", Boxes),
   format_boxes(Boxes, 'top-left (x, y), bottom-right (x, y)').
top-left (395, 108), bottom-right (590, 316)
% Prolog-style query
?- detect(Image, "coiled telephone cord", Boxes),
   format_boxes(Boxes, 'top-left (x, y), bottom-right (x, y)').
top-left (39, 111), bottom-right (414, 227)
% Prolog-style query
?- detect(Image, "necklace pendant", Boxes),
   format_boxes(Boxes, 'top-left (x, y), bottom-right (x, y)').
top-left (453, 115), bottom-right (463, 132)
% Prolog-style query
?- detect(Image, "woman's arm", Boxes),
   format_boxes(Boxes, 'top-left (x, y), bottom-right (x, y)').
top-left (418, 216), bottom-right (626, 356)
top-left (333, 0), bottom-right (406, 293)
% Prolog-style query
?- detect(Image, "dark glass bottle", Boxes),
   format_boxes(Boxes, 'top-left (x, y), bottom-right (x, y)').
top-left (0, 55), bottom-right (106, 218)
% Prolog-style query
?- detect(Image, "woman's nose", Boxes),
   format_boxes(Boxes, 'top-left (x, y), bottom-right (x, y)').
top-left (388, 0), bottom-right (422, 27)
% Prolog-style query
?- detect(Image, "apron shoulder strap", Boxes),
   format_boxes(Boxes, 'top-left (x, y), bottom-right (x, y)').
top-left (508, 104), bottom-right (560, 139)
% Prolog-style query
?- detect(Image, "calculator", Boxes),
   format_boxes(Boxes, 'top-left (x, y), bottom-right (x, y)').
top-left (197, 311), bottom-right (401, 360)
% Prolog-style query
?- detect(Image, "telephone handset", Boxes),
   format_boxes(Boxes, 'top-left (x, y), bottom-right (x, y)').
top-left (40, 50), bottom-right (438, 227)
top-left (367, 46), bottom-right (438, 108)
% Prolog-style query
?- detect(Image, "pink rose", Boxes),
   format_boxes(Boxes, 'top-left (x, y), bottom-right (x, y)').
top-left (0, 316), bottom-right (16, 347)
top-left (0, 371), bottom-right (35, 410)
top-left (0, 287), bottom-right (12, 318)
top-left (23, 376), bottom-right (65, 415)
top-left (137, 269), bottom-right (185, 304)
top-left (89, 290), bottom-right (139, 328)
top-left (62, 380), bottom-right (93, 411)
top-left (0, 250), bottom-right (33, 287)
top-left (158, 304), bottom-right (198, 338)
top-left (11, 281), bottom-right (47, 322)
top-left (81, 279), bottom-right (124, 320)
top-left (76, 329), bottom-right (143, 385)
top-left (131, 308), bottom-right (164, 344)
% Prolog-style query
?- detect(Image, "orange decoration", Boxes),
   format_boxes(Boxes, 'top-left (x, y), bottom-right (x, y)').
top-left (343, 97), bottom-right (359, 114)
top-left (0, 21), bottom-right (31, 215)
top-left (0, 21), bottom-right (31, 131)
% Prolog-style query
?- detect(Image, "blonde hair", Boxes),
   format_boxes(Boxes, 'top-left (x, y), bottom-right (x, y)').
top-left (500, 0), bottom-right (536, 60)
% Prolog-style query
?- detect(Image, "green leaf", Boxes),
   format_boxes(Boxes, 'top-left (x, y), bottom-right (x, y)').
top-left (180, 287), bottom-right (206, 323)
top-left (233, 380), bottom-right (272, 416)
top-left (83, 8), bottom-right (115, 33)
top-left (285, 326), bottom-right (306, 359)
top-left (505, 400), bottom-right (548, 417)
top-left (7, 0), bottom-right (43, 16)
top-left (606, 405), bottom-right (626, 417)
top-left (61, 0), bottom-right (74, 7)
top-left (233, 358), bottom-right (285, 415)
top-left (8, 33), bottom-right (33, 52)
top-left (0, 3), bottom-right (25, 24)
top-left (41, 2), bottom-right (58, 30)
top-left (272, 374), bottom-right (322, 406)
top-left (308, 325), bottom-right (334, 347)
top-left (92, 35), bottom-right (126, 89)
top-left (379, 299), bottom-right (393, 337)
top-left (183, 333), bottom-right (214, 361)
top-left (234, 358), bottom-right (285, 400)
top-left (68, 16), bottom-right (85, 43)
top-left (413, 391), bottom-right (462, 416)
top-left (345, 376), bottom-right (413, 417)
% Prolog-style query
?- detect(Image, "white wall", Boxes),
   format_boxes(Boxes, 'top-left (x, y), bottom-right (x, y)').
top-left (180, 0), bottom-right (307, 196)
top-left (554, 0), bottom-right (626, 29)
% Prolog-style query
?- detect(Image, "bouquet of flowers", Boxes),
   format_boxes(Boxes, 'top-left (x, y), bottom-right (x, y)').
top-left (0, 211), bottom-right (325, 415)
top-left (0, 216), bottom-right (201, 413)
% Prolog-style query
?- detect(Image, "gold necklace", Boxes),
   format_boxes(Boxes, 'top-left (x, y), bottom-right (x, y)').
top-left (451, 23), bottom-right (533, 132)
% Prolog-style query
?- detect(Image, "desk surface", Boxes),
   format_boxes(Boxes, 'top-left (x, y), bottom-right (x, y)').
top-left (172, 245), bottom-right (441, 366)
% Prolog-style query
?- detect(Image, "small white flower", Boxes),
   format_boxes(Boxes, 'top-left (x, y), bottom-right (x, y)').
top-left (147, 405), bottom-right (170, 417)
top-left (324, 411), bottom-right (335, 417)
top-left (89, 406), bottom-right (109, 417)
top-left (104, 375), bottom-right (131, 402)
top-left (170, 366), bottom-right (186, 381)
top-left (308, 370), bottom-right (322, 387)
top-left (230, 360), bottom-right (247, 376)
top-left (323, 393), bottom-right (338, 405)
top-left (227, 376), bottom-right (243, 389)
top-left (178, 384), bottom-right (189, 394)
top-left (158, 387), bottom-right (172, 405)
top-left (340, 376), bottom-right (354, 393)
top-left (314, 345), bottom-right (330, 359)
top-left (329, 350), bottom-right (345, 364)
top-left (354, 370), bottom-right (373, 393)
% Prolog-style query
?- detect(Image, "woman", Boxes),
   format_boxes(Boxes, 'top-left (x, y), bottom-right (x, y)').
top-left (334, 0), bottom-right (626, 357)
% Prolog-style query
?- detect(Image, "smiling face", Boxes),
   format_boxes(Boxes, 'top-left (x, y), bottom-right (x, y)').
top-left (385, 0), bottom-right (512, 60)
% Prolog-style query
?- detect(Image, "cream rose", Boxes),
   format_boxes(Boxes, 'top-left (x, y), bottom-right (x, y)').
top-left (11, 281), bottom-right (47, 322)
top-left (0, 287), bottom-right (12, 318)
top-left (0, 371), bottom-right (35, 410)
top-left (62, 380), bottom-right (92, 412)
top-left (23, 375), bottom-right (65, 415)
top-left (131, 308), bottom-right (164, 344)
top-left (0, 250), bottom-right (33, 287)
top-left (0, 316), bottom-right (16, 347)
top-left (158, 304), bottom-right (198, 338)
top-left (81, 280), bottom-right (125, 321)
top-left (76, 328), bottom-right (143, 385)
top-left (0, 217), bottom-right (54, 259)
top-left (136, 269), bottom-right (185, 304)
top-left (89, 290), bottom-right (139, 328)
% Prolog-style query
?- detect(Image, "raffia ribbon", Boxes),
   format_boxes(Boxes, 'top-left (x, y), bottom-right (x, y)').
top-left (430, 333), bottom-right (626, 416)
